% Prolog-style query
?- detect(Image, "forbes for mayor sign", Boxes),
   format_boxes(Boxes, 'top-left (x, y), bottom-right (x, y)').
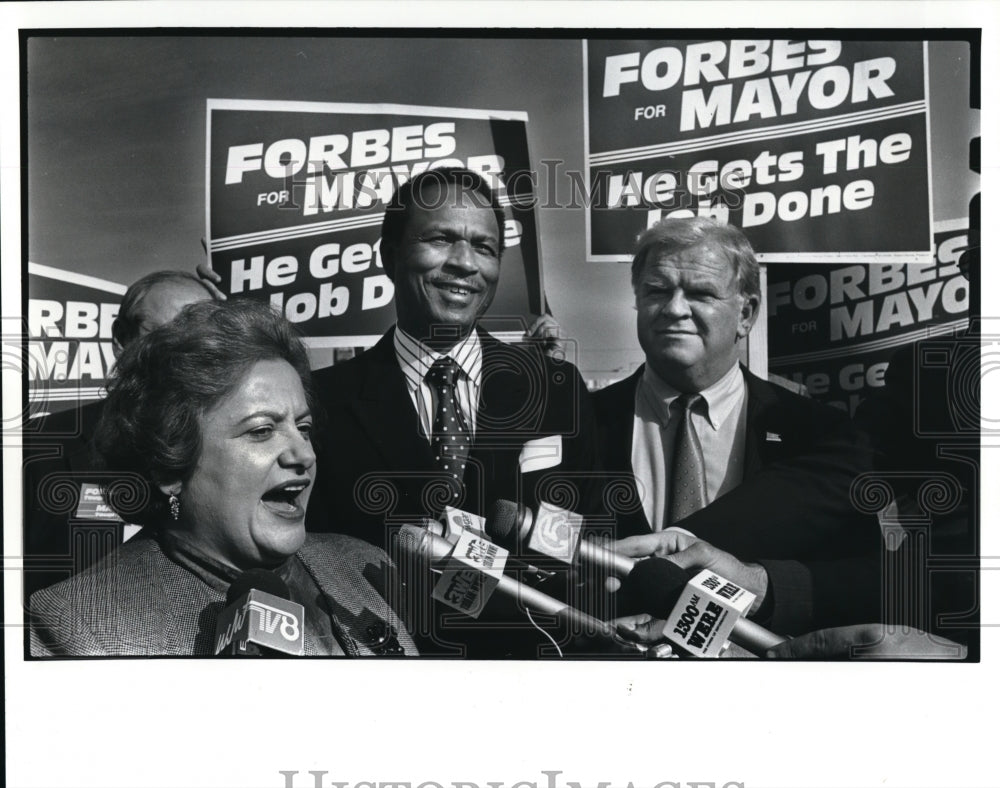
top-left (26, 263), bottom-right (123, 413)
top-left (207, 100), bottom-right (542, 345)
top-left (584, 39), bottom-right (932, 262)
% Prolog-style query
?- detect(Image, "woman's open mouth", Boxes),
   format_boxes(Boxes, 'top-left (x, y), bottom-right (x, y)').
top-left (260, 480), bottom-right (310, 517)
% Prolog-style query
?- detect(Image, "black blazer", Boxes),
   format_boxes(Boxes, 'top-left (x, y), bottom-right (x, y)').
top-left (593, 365), bottom-right (882, 634)
top-left (307, 327), bottom-right (602, 546)
top-left (306, 328), bottom-right (603, 656)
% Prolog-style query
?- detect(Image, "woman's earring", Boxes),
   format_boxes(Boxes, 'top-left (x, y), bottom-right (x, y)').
top-left (169, 494), bottom-right (180, 521)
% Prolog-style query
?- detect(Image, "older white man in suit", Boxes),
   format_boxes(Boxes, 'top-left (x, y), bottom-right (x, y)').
top-left (306, 168), bottom-right (602, 656)
top-left (595, 217), bottom-right (883, 637)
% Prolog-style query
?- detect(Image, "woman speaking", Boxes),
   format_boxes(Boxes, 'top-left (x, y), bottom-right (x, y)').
top-left (29, 299), bottom-right (416, 656)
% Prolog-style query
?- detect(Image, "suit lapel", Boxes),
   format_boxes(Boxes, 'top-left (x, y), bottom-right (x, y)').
top-left (605, 367), bottom-right (642, 477)
top-left (741, 366), bottom-right (779, 480)
top-left (475, 329), bottom-right (532, 438)
top-left (352, 330), bottom-right (435, 472)
top-left (462, 331), bottom-right (529, 511)
top-left (295, 542), bottom-right (363, 656)
top-left (596, 367), bottom-right (648, 535)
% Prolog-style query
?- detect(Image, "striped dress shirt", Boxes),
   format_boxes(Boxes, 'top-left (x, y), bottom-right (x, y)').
top-left (393, 325), bottom-right (483, 439)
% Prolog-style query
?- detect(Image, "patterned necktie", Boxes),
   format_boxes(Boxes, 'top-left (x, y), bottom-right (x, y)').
top-left (425, 356), bottom-right (471, 500)
top-left (669, 393), bottom-right (708, 524)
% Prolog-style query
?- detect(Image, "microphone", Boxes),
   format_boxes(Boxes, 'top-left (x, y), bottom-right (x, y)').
top-left (214, 568), bottom-right (305, 656)
top-left (438, 504), bottom-right (557, 582)
top-left (438, 505), bottom-right (489, 544)
top-left (486, 499), bottom-right (634, 577)
top-left (395, 523), bottom-right (621, 643)
top-left (485, 501), bottom-right (784, 656)
top-left (620, 558), bottom-right (786, 657)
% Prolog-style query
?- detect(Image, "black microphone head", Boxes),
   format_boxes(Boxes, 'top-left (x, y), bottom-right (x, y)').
top-left (617, 557), bottom-right (692, 618)
top-left (225, 568), bottom-right (290, 605)
top-left (485, 499), bottom-right (528, 548)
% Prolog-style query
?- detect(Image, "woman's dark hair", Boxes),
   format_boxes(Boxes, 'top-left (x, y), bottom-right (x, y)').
top-left (95, 299), bottom-right (316, 526)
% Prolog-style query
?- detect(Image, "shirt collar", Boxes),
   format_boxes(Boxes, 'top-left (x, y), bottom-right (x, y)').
top-left (394, 324), bottom-right (483, 391)
top-left (641, 361), bottom-right (744, 431)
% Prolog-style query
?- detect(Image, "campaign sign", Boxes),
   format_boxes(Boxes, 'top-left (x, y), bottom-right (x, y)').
top-left (73, 482), bottom-right (124, 522)
top-left (25, 263), bottom-right (124, 415)
top-left (768, 221), bottom-right (969, 414)
top-left (206, 100), bottom-right (542, 345)
top-left (584, 39), bottom-right (932, 262)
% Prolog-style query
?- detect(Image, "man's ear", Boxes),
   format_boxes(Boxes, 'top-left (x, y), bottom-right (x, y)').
top-left (736, 292), bottom-right (761, 339)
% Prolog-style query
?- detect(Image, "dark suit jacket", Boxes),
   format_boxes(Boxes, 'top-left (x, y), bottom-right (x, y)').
top-left (28, 532), bottom-right (417, 657)
top-left (593, 365), bottom-right (882, 635)
top-left (22, 400), bottom-right (128, 600)
top-left (306, 327), bottom-right (602, 657)
top-left (854, 336), bottom-right (978, 649)
top-left (308, 327), bottom-right (601, 544)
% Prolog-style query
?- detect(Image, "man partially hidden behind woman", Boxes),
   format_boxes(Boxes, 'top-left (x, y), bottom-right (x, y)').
top-left (28, 299), bottom-right (416, 656)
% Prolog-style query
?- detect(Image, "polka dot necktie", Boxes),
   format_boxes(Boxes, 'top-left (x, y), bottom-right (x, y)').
top-left (668, 393), bottom-right (708, 524)
top-left (425, 356), bottom-right (470, 500)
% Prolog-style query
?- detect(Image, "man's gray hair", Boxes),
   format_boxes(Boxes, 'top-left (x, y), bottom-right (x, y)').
top-left (111, 270), bottom-right (214, 350)
top-left (630, 217), bottom-right (760, 298)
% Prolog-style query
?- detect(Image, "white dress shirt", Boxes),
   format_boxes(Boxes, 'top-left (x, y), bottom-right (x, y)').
top-left (393, 326), bottom-right (483, 440)
top-left (631, 361), bottom-right (748, 531)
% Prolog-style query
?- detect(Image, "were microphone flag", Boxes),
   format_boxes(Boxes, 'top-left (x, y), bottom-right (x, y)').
top-left (662, 569), bottom-right (755, 658)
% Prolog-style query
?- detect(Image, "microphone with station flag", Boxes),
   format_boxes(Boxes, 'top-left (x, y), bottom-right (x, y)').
top-left (485, 500), bottom-right (785, 656)
top-left (619, 557), bottom-right (787, 658)
top-left (486, 499), bottom-right (634, 577)
top-left (395, 523), bottom-right (623, 645)
top-left (214, 568), bottom-right (305, 656)
top-left (435, 503), bottom-right (558, 583)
